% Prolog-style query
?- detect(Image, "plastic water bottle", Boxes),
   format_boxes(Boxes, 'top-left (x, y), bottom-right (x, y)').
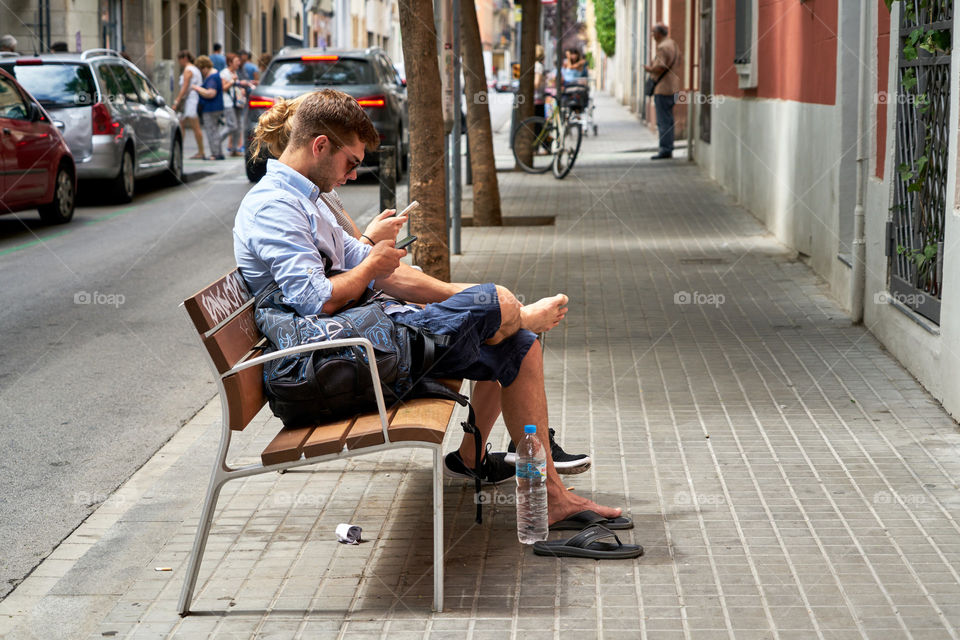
top-left (515, 424), bottom-right (548, 544)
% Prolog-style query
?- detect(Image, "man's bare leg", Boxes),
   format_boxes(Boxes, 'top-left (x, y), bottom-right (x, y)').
top-left (457, 380), bottom-right (502, 466)
top-left (500, 340), bottom-right (622, 524)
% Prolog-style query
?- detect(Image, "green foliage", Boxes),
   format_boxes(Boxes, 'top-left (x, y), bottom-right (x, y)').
top-left (592, 0), bottom-right (615, 58)
top-left (897, 243), bottom-right (938, 277)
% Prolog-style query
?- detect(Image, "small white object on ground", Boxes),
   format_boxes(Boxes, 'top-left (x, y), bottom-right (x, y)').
top-left (335, 523), bottom-right (362, 544)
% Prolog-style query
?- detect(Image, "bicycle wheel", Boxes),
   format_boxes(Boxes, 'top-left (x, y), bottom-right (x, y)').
top-left (552, 122), bottom-right (582, 179)
top-left (512, 116), bottom-right (556, 174)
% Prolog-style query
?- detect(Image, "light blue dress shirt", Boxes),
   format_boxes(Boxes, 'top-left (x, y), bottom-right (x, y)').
top-left (233, 159), bottom-right (372, 316)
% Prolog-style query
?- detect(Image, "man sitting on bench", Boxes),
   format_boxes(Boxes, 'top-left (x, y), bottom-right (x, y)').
top-left (233, 88), bottom-right (624, 528)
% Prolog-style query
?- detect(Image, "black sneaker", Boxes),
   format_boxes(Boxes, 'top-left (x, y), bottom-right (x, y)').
top-left (504, 428), bottom-right (591, 474)
top-left (444, 444), bottom-right (515, 485)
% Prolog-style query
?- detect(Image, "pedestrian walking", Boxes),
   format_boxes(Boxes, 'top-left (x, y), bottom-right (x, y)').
top-left (172, 51), bottom-right (206, 160)
top-left (220, 53), bottom-right (244, 156)
top-left (1, 34), bottom-right (17, 52)
top-left (210, 43), bottom-right (226, 71)
top-left (238, 50), bottom-right (260, 84)
top-left (644, 23), bottom-right (681, 159)
top-left (192, 55), bottom-right (225, 160)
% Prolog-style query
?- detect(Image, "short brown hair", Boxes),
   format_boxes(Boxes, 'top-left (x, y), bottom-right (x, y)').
top-left (252, 89), bottom-right (380, 157)
top-left (177, 50), bottom-right (194, 62)
top-left (195, 55), bottom-right (213, 71)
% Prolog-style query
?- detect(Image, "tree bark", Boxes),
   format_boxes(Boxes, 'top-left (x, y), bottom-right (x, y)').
top-left (460, 0), bottom-right (502, 226)
top-left (399, 0), bottom-right (450, 280)
top-left (514, 0), bottom-right (540, 168)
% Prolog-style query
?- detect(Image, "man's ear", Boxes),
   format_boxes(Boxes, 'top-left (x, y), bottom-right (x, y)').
top-left (312, 134), bottom-right (329, 157)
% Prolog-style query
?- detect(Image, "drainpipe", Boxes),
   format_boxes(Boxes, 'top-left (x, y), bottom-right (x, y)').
top-left (850, 0), bottom-right (870, 324)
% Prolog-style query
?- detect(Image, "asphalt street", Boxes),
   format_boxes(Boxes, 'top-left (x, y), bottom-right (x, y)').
top-left (0, 96), bottom-right (514, 599)
top-left (0, 153), bottom-right (401, 599)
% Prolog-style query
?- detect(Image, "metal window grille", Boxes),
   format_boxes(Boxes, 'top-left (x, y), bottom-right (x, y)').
top-left (887, 0), bottom-right (952, 323)
top-left (700, 0), bottom-right (712, 143)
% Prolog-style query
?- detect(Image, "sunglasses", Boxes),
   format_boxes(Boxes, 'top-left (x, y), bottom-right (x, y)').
top-left (341, 148), bottom-right (362, 173)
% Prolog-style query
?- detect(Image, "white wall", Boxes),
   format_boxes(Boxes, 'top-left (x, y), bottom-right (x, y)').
top-left (695, 97), bottom-right (852, 306)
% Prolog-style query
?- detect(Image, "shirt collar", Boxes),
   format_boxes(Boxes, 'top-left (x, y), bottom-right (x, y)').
top-left (265, 159), bottom-right (321, 202)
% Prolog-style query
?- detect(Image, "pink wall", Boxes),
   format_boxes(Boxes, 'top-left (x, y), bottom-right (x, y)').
top-left (714, 0), bottom-right (838, 105)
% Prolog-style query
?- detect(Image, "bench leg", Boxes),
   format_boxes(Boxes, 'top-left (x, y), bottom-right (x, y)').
top-left (177, 468), bottom-right (227, 616)
top-left (433, 446), bottom-right (444, 613)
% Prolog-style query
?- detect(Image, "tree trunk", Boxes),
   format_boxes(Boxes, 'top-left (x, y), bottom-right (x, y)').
top-left (399, 0), bottom-right (450, 280)
top-left (460, 0), bottom-right (502, 226)
top-left (514, 0), bottom-right (540, 168)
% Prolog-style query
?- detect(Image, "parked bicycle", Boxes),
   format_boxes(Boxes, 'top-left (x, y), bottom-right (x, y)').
top-left (512, 93), bottom-right (583, 179)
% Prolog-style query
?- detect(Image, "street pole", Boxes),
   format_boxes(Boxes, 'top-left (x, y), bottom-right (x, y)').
top-left (555, 0), bottom-right (562, 98)
top-left (449, 0), bottom-right (462, 254)
top-left (302, 0), bottom-right (309, 47)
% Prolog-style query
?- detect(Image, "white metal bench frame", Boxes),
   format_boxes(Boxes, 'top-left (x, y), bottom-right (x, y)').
top-left (176, 295), bottom-right (449, 616)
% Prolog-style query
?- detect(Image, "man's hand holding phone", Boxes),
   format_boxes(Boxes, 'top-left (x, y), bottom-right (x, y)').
top-left (360, 201), bottom-right (420, 245)
top-left (365, 241), bottom-right (406, 279)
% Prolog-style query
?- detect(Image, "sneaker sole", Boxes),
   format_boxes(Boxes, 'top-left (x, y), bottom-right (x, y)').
top-left (503, 452), bottom-right (592, 474)
top-left (443, 464), bottom-right (515, 486)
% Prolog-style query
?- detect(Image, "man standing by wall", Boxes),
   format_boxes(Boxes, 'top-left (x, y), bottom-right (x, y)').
top-left (644, 23), bottom-right (681, 160)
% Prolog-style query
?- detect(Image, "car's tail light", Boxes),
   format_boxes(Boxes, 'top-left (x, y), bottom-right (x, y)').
top-left (301, 55), bottom-right (338, 61)
top-left (15, 59), bottom-right (42, 65)
top-left (357, 95), bottom-right (385, 108)
top-left (91, 102), bottom-right (118, 135)
top-left (248, 95), bottom-right (275, 109)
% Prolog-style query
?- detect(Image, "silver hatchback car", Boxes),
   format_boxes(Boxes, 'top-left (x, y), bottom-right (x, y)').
top-left (2, 49), bottom-right (182, 202)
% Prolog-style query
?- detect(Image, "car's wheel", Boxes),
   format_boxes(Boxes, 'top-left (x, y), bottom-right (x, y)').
top-left (167, 136), bottom-right (183, 185)
top-left (112, 146), bottom-right (135, 203)
top-left (394, 132), bottom-right (404, 178)
top-left (38, 164), bottom-right (75, 224)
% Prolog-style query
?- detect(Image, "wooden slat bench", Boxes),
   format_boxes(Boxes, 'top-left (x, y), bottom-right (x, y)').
top-left (177, 269), bottom-right (461, 615)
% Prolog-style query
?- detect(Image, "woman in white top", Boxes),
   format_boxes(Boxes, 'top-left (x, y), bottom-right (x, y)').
top-left (172, 50), bottom-right (205, 159)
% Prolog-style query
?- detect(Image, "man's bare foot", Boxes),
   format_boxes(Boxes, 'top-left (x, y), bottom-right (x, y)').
top-left (547, 485), bottom-right (622, 525)
top-left (520, 294), bottom-right (569, 333)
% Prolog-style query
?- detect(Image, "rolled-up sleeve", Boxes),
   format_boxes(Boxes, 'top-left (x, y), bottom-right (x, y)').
top-left (244, 199), bottom-right (333, 315)
top-left (342, 230), bottom-right (372, 269)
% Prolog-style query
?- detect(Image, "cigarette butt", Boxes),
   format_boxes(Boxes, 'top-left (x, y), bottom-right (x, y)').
top-left (154, 567), bottom-right (172, 572)
top-left (567, 486), bottom-right (575, 491)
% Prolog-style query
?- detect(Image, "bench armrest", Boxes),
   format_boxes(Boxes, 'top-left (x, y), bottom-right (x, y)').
top-left (226, 337), bottom-right (391, 442)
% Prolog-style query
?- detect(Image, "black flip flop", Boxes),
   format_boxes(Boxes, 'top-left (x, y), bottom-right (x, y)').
top-left (549, 509), bottom-right (634, 531)
top-left (533, 525), bottom-right (644, 559)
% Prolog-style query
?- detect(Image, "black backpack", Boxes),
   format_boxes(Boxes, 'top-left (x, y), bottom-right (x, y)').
top-left (254, 282), bottom-right (441, 425)
top-left (253, 283), bottom-right (487, 521)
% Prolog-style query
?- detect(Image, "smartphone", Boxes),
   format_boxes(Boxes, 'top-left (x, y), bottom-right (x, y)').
top-left (394, 200), bottom-right (420, 218)
top-left (395, 235), bottom-right (417, 250)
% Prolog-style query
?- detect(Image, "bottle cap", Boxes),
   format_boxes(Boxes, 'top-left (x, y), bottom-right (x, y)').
top-left (524, 424), bottom-right (537, 434)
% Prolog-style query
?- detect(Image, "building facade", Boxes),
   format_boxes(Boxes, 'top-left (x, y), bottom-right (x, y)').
top-left (611, 0), bottom-right (960, 420)
top-left (1, 0), bottom-right (403, 101)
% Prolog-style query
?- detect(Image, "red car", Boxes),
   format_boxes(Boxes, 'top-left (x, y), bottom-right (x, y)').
top-left (0, 68), bottom-right (76, 224)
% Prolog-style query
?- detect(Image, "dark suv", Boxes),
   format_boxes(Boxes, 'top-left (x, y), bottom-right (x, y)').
top-left (244, 47), bottom-right (407, 182)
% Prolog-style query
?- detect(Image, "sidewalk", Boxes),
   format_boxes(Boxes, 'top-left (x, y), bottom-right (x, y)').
top-left (4, 93), bottom-right (960, 640)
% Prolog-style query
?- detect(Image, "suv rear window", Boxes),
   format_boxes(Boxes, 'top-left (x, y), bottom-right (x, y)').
top-left (260, 58), bottom-right (375, 87)
top-left (12, 63), bottom-right (96, 108)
